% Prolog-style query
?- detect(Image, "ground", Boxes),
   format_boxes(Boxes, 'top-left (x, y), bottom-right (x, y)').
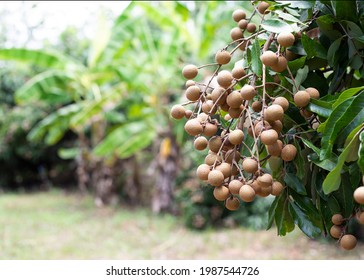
top-left (0, 191), bottom-right (363, 260)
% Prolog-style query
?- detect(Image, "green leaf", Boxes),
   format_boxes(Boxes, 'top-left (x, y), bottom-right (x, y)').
top-left (294, 65), bottom-right (308, 88)
top-left (261, 19), bottom-right (294, 34)
top-left (307, 153), bottom-right (337, 171)
top-left (300, 138), bottom-right (320, 155)
top-left (327, 37), bottom-right (343, 67)
top-left (307, 99), bottom-right (332, 118)
top-left (284, 172), bottom-right (307, 195)
top-left (251, 39), bottom-right (263, 77)
top-left (58, 147), bottom-right (80, 160)
top-left (331, 1), bottom-right (358, 23)
top-left (333, 172), bottom-right (355, 217)
top-left (333, 87), bottom-right (364, 109)
top-left (276, 1), bottom-right (314, 9)
top-left (289, 202), bottom-right (322, 238)
top-left (322, 131), bottom-right (361, 194)
top-left (274, 10), bottom-right (301, 23)
top-left (267, 195), bottom-right (280, 230)
top-left (274, 192), bottom-right (295, 236)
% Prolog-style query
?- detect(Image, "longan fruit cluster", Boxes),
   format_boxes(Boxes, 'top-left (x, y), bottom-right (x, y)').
top-left (171, 2), bottom-right (323, 212)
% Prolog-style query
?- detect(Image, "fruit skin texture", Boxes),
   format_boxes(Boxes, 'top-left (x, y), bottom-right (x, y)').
top-left (217, 70), bottom-right (234, 88)
top-left (185, 85), bottom-right (201, 101)
top-left (215, 50), bottom-right (231, 65)
top-left (340, 234), bottom-right (357, 250)
top-left (232, 67), bottom-right (246, 79)
top-left (252, 101), bottom-right (262, 112)
top-left (227, 91), bottom-right (243, 108)
top-left (357, 212), bottom-right (364, 225)
top-left (306, 87), bottom-right (320, 99)
top-left (277, 32), bottom-right (295, 47)
top-left (264, 104), bottom-right (284, 122)
top-left (196, 164), bottom-right (210, 181)
top-left (170, 105), bottom-right (185, 119)
top-left (257, 1), bottom-right (270, 14)
top-left (330, 225), bottom-right (342, 239)
top-left (184, 119), bottom-right (203, 136)
top-left (228, 180), bottom-right (243, 195)
top-left (230, 27), bottom-right (244, 41)
top-left (194, 136), bottom-right (208, 151)
top-left (225, 196), bottom-right (240, 211)
top-left (213, 186), bottom-right (230, 201)
top-left (246, 23), bottom-right (256, 33)
top-left (267, 140), bottom-right (283, 157)
top-left (182, 64), bottom-right (198, 79)
top-left (239, 184), bottom-right (256, 202)
top-left (240, 85), bottom-right (256, 100)
top-left (271, 181), bottom-right (284, 196)
top-left (242, 157), bottom-right (258, 173)
top-left (331, 214), bottom-right (344, 225)
top-left (281, 144), bottom-right (297, 162)
top-left (216, 162), bottom-right (232, 178)
top-left (208, 170), bottom-right (225, 187)
top-left (353, 186), bottom-right (364, 204)
top-left (270, 56), bottom-right (287, 72)
top-left (260, 129), bottom-right (279, 145)
top-left (294, 90), bottom-right (311, 107)
top-left (229, 129), bottom-right (245, 145)
top-left (257, 173), bottom-right (273, 187)
top-left (232, 9), bottom-right (246, 22)
top-left (273, 97), bottom-right (289, 111)
top-left (260, 51), bottom-right (278, 67)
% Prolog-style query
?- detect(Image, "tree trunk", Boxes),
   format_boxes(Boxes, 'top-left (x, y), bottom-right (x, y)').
top-left (123, 155), bottom-right (142, 206)
top-left (76, 132), bottom-right (90, 193)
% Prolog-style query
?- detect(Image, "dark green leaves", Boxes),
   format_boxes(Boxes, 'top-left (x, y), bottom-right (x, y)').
top-left (284, 172), bottom-right (307, 195)
top-left (268, 193), bottom-right (295, 236)
top-left (289, 202), bottom-right (322, 238)
top-left (261, 19), bottom-right (293, 33)
top-left (307, 99), bottom-right (332, 118)
top-left (250, 39), bottom-right (263, 77)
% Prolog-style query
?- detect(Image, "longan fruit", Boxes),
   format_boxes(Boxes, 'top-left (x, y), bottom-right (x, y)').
top-left (340, 234), bottom-right (357, 250)
top-left (216, 162), bottom-right (232, 178)
top-left (331, 214), bottom-right (344, 225)
top-left (306, 87), bottom-right (320, 99)
top-left (196, 164), bottom-right (211, 180)
top-left (285, 49), bottom-right (299, 61)
top-left (232, 9), bottom-right (246, 22)
top-left (230, 27), bottom-right (244, 41)
top-left (232, 67), bottom-right (246, 79)
top-left (229, 129), bottom-right (245, 145)
top-left (185, 80), bottom-right (195, 88)
top-left (357, 212), bottom-right (364, 225)
top-left (228, 107), bottom-right (243, 118)
top-left (257, 173), bottom-right (273, 188)
top-left (362, 175), bottom-right (364, 185)
top-left (267, 140), bottom-right (283, 157)
top-left (330, 225), bottom-right (342, 239)
top-left (246, 23), bottom-right (257, 33)
top-left (170, 105), bottom-right (185, 119)
top-left (184, 118), bottom-right (203, 136)
top-left (238, 19), bottom-right (248, 29)
top-left (229, 180), bottom-right (243, 195)
top-left (252, 101), bottom-right (263, 112)
top-left (254, 120), bottom-right (271, 136)
top-left (213, 186), bottom-right (230, 201)
top-left (217, 70), bottom-right (234, 88)
top-left (260, 51), bottom-right (278, 67)
top-left (242, 157), bottom-right (259, 173)
top-left (271, 56), bottom-right (287, 72)
top-left (208, 169), bottom-right (225, 187)
top-left (273, 97), bottom-right (289, 111)
top-left (203, 122), bottom-right (218, 137)
top-left (194, 136), bottom-right (208, 151)
top-left (185, 109), bottom-right (193, 119)
top-left (256, 185), bottom-right (272, 197)
top-left (215, 50), bottom-right (231, 65)
top-left (240, 84), bottom-right (256, 100)
top-left (271, 181), bottom-right (284, 196)
top-left (277, 32), bottom-right (295, 47)
top-left (225, 196), bottom-right (240, 211)
top-left (197, 112), bottom-right (208, 122)
top-left (239, 184), bottom-right (256, 202)
top-left (281, 144), bottom-right (297, 162)
top-left (257, 1), bottom-right (270, 14)
top-left (294, 90), bottom-right (311, 107)
top-left (260, 129), bottom-right (279, 145)
top-left (182, 64), bottom-right (198, 79)
top-left (205, 153), bottom-right (221, 166)
top-left (353, 186), bottom-right (364, 204)
top-left (264, 104), bottom-right (284, 122)
top-left (271, 120), bottom-right (283, 134)
top-left (209, 136), bottom-right (223, 153)
top-left (211, 87), bottom-right (226, 105)
top-left (227, 90), bottom-right (243, 108)
top-left (185, 85), bottom-right (201, 101)
top-left (225, 149), bottom-right (241, 164)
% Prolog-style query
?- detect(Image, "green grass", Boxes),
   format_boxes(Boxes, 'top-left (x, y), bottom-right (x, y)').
top-left (0, 191), bottom-right (363, 259)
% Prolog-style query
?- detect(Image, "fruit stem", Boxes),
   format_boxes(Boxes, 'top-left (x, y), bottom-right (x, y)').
top-left (245, 106), bottom-right (261, 170)
top-left (212, 137), bottom-right (229, 169)
top-left (197, 63), bottom-right (219, 69)
top-left (286, 64), bottom-right (299, 92)
top-left (229, 30), bottom-right (265, 55)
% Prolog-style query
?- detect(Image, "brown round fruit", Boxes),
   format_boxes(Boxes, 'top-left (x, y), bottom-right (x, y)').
top-left (227, 90), bottom-right (243, 108)
top-left (273, 97), bottom-right (289, 111)
top-left (271, 120), bottom-right (283, 134)
top-left (246, 23), bottom-right (256, 33)
top-left (271, 181), bottom-right (284, 196)
top-left (203, 122), bottom-right (218, 137)
top-left (252, 101), bottom-right (263, 112)
top-left (264, 104), bottom-right (284, 122)
top-left (330, 225), bottom-right (342, 239)
top-left (185, 109), bottom-right (193, 119)
top-left (185, 80), bottom-right (195, 88)
top-left (270, 56), bottom-right (287, 72)
top-left (184, 119), bottom-right (203, 136)
top-left (294, 90), bottom-right (311, 107)
top-left (228, 107), bottom-right (243, 118)
top-left (216, 162), bottom-right (232, 178)
top-left (228, 180), bottom-right (243, 195)
top-left (257, 1), bottom-right (270, 14)
top-left (225, 196), bottom-right (240, 211)
top-left (260, 51), bottom-right (278, 67)
top-left (277, 32), bottom-right (295, 47)
top-left (357, 212), bottom-right (364, 225)
top-left (213, 186), bottom-right (230, 201)
top-left (353, 186), bottom-right (364, 204)
top-left (239, 184), bottom-right (256, 202)
top-left (340, 234), bottom-right (357, 250)
top-left (232, 67), bottom-right (246, 79)
top-left (211, 87), bottom-right (226, 105)
top-left (242, 157), bottom-right (259, 173)
top-left (281, 144), bottom-right (297, 162)
top-left (225, 149), bottom-right (241, 164)
top-left (196, 164), bottom-right (210, 180)
top-left (209, 136), bottom-right (223, 153)
top-left (205, 153), bottom-right (221, 166)
top-left (240, 85), bottom-right (256, 100)
top-left (208, 170), bottom-right (225, 187)
top-left (260, 129), bottom-right (279, 145)
top-left (182, 64), bottom-right (198, 79)
top-left (254, 120), bottom-right (271, 136)
top-left (331, 214), bottom-right (344, 226)
top-left (257, 173), bottom-right (273, 188)
top-left (238, 19), bottom-right (248, 29)
top-left (194, 136), bottom-right (208, 151)
top-left (215, 50), bottom-right (231, 65)
top-left (185, 85), bottom-right (201, 101)
top-left (232, 9), bottom-right (246, 22)
top-left (266, 140), bottom-right (283, 157)
top-left (170, 105), bottom-right (185, 119)
top-left (229, 129), bottom-right (245, 145)
top-left (230, 27), bottom-right (244, 41)
top-left (306, 87), bottom-right (320, 99)
top-left (217, 70), bottom-right (234, 88)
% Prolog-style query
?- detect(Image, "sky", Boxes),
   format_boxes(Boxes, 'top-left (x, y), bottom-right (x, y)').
top-left (0, 1), bottom-right (131, 48)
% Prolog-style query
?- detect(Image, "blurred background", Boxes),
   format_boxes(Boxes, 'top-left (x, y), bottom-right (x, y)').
top-left (0, 1), bottom-right (362, 259)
